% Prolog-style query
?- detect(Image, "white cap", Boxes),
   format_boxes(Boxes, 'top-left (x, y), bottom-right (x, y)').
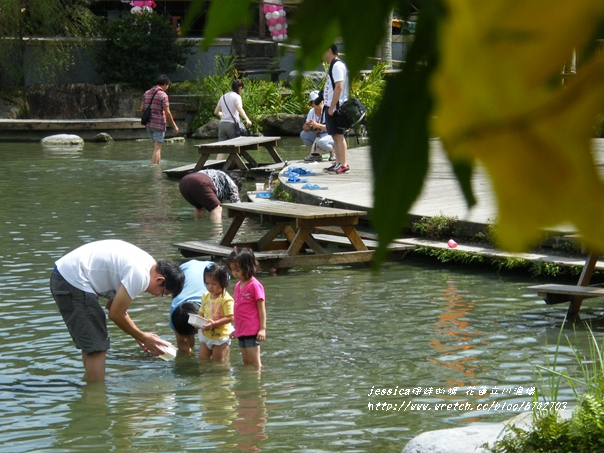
top-left (308, 90), bottom-right (320, 102)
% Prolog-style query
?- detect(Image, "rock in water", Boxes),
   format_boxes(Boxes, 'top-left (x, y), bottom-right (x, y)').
top-left (41, 134), bottom-right (84, 145)
top-left (92, 133), bottom-right (113, 142)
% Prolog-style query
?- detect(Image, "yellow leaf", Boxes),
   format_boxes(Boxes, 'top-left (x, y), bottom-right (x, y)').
top-left (432, 0), bottom-right (604, 252)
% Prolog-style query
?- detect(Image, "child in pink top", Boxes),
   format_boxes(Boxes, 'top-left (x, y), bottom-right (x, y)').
top-left (227, 248), bottom-right (266, 368)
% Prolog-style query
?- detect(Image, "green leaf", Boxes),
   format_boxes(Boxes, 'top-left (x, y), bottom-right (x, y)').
top-left (290, 0), bottom-right (397, 74)
top-left (451, 161), bottom-right (477, 208)
top-left (203, 0), bottom-right (252, 49)
top-left (432, 0), bottom-right (604, 252)
top-left (370, 0), bottom-right (441, 263)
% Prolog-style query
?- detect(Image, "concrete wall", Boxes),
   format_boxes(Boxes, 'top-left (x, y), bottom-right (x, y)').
top-left (4, 36), bottom-right (411, 86)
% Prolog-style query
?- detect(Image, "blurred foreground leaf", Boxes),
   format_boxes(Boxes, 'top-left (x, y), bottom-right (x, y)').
top-left (433, 0), bottom-right (604, 252)
top-left (370, 1), bottom-right (441, 262)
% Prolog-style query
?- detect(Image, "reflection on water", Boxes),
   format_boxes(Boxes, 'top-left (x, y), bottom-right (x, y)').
top-left (41, 142), bottom-right (85, 157)
top-left (428, 278), bottom-right (487, 386)
top-left (0, 138), bottom-right (602, 452)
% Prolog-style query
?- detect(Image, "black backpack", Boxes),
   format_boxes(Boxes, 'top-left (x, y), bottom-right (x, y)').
top-left (327, 59), bottom-right (367, 131)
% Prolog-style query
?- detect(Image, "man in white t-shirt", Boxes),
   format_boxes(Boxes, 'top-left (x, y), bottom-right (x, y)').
top-left (322, 44), bottom-right (350, 175)
top-left (50, 240), bottom-right (185, 381)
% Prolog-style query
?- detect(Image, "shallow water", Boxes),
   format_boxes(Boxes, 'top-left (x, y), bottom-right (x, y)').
top-left (0, 137), bottom-right (601, 452)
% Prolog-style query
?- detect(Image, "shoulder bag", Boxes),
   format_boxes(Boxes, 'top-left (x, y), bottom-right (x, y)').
top-left (141, 88), bottom-right (161, 126)
top-left (327, 59), bottom-right (367, 130)
top-left (222, 94), bottom-right (248, 137)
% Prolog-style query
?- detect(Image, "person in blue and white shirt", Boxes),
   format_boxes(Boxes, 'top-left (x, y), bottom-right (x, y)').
top-left (300, 90), bottom-right (334, 162)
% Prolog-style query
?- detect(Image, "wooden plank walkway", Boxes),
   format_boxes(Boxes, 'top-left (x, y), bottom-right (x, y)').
top-left (278, 140), bottom-right (498, 225)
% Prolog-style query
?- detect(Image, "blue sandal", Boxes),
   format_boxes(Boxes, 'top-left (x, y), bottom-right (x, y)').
top-left (301, 184), bottom-right (328, 190)
top-left (286, 167), bottom-right (317, 176)
top-left (287, 176), bottom-right (309, 183)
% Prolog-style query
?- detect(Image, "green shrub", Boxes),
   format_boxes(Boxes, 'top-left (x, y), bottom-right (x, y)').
top-left (350, 62), bottom-right (388, 119)
top-left (411, 214), bottom-right (460, 239)
top-left (95, 11), bottom-right (194, 90)
top-left (175, 55), bottom-right (323, 134)
top-left (173, 58), bottom-right (389, 134)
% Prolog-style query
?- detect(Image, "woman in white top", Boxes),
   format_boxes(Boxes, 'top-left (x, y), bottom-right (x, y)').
top-left (214, 79), bottom-right (252, 141)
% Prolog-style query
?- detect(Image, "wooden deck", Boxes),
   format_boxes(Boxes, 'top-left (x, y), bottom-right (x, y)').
top-left (278, 140), bottom-right (500, 227)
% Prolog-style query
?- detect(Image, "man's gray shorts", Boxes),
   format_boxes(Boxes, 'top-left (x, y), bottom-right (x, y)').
top-left (50, 271), bottom-right (110, 354)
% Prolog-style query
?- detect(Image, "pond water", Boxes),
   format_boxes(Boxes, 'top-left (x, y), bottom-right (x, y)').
top-left (0, 137), bottom-right (602, 453)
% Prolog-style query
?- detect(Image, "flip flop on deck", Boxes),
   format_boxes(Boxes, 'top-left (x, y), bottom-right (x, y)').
top-left (287, 176), bottom-right (309, 183)
top-left (301, 184), bottom-right (329, 190)
top-left (284, 167), bottom-right (317, 176)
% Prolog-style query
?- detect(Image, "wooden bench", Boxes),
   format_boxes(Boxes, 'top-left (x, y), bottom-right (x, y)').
top-left (312, 233), bottom-right (414, 252)
top-left (528, 252), bottom-right (601, 317)
top-left (175, 241), bottom-right (288, 260)
top-left (527, 284), bottom-right (604, 304)
top-left (175, 239), bottom-right (377, 269)
top-left (162, 160), bottom-right (227, 179)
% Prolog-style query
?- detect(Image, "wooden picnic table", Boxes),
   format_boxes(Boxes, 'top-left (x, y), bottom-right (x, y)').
top-left (195, 136), bottom-right (283, 172)
top-left (528, 252), bottom-right (602, 317)
top-left (175, 201), bottom-right (413, 268)
top-left (220, 201), bottom-right (369, 254)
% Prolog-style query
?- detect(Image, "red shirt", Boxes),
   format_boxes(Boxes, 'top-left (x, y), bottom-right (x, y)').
top-left (142, 86), bottom-right (169, 131)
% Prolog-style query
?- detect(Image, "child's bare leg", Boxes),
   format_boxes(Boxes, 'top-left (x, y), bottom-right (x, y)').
top-left (198, 343), bottom-right (212, 360)
top-left (240, 346), bottom-right (261, 368)
top-left (211, 344), bottom-right (229, 362)
top-left (175, 332), bottom-right (195, 353)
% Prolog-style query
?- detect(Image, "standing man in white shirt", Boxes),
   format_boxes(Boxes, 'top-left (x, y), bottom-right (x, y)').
top-left (322, 44), bottom-right (351, 175)
top-left (50, 240), bottom-right (185, 381)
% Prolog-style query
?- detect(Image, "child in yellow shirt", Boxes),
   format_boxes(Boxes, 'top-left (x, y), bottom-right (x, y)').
top-left (198, 263), bottom-right (234, 362)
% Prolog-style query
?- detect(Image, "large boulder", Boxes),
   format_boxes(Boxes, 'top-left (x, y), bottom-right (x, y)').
top-left (402, 410), bottom-right (573, 453)
top-left (26, 84), bottom-right (140, 119)
top-left (41, 134), bottom-right (84, 145)
top-left (260, 113), bottom-right (305, 136)
top-left (402, 424), bottom-right (504, 453)
top-left (192, 119), bottom-right (220, 138)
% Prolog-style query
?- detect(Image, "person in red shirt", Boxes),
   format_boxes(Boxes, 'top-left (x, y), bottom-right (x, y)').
top-left (141, 74), bottom-right (179, 165)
